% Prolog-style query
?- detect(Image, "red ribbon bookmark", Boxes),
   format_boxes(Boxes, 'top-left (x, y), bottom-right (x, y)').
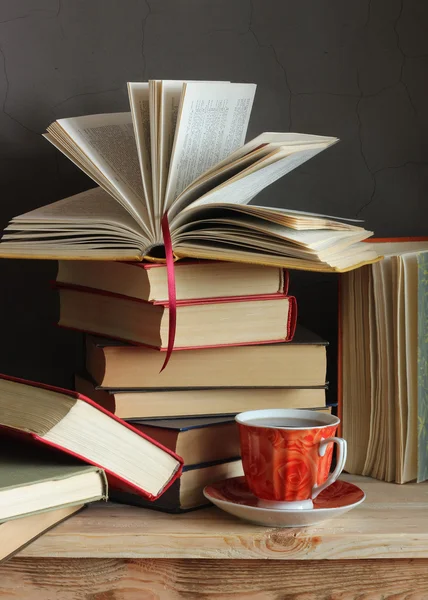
top-left (160, 213), bottom-right (176, 372)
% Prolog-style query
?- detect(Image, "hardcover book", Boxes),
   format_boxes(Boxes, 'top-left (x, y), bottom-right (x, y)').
top-left (85, 325), bottom-right (327, 389)
top-left (0, 505), bottom-right (84, 564)
top-left (75, 374), bottom-right (328, 419)
top-left (57, 285), bottom-right (297, 349)
top-left (56, 260), bottom-right (288, 303)
top-left (0, 80), bottom-right (379, 273)
top-left (340, 238), bottom-right (428, 483)
top-left (111, 457), bottom-right (244, 513)
top-left (0, 440), bottom-right (106, 523)
top-left (0, 374), bottom-right (183, 499)
top-left (130, 416), bottom-right (240, 465)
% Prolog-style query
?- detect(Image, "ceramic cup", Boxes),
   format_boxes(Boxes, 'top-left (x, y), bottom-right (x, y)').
top-left (235, 408), bottom-right (347, 510)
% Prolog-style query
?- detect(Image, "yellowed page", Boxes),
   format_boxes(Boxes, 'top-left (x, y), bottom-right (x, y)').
top-left (381, 257), bottom-right (397, 481)
top-left (43, 133), bottom-right (122, 205)
top-left (393, 256), bottom-right (407, 482)
top-left (0, 187), bottom-right (149, 260)
top-left (158, 81), bottom-right (185, 218)
top-left (127, 82), bottom-right (154, 230)
top-left (54, 113), bottom-right (151, 235)
top-left (363, 262), bottom-right (384, 478)
top-left (402, 252), bottom-right (418, 482)
top-left (342, 269), bottom-right (372, 474)
top-left (149, 81), bottom-right (161, 234)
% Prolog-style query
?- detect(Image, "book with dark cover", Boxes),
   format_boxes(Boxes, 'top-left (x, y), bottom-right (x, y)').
top-left (75, 374), bottom-right (328, 420)
top-left (111, 457), bottom-right (243, 513)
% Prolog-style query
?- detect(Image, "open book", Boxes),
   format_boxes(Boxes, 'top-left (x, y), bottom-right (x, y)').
top-left (341, 239), bottom-right (428, 483)
top-left (0, 80), bottom-right (380, 272)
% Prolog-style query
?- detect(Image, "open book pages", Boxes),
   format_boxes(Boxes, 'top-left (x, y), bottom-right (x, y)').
top-left (0, 80), bottom-right (380, 273)
top-left (341, 240), bottom-right (428, 484)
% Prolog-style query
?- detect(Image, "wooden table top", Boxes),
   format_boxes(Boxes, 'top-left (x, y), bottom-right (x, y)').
top-left (20, 474), bottom-right (428, 561)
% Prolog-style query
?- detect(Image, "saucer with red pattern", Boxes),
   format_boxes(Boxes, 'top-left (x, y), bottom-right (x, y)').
top-left (203, 477), bottom-right (365, 527)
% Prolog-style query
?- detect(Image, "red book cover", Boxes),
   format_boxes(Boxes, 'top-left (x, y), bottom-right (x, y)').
top-left (54, 283), bottom-right (298, 350)
top-left (0, 373), bottom-right (184, 501)
top-left (57, 260), bottom-right (289, 304)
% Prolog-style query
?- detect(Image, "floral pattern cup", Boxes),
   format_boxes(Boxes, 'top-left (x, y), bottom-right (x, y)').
top-left (235, 408), bottom-right (347, 510)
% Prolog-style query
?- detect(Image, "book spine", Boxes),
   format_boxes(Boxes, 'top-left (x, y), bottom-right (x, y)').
top-left (282, 269), bottom-right (289, 295)
top-left (286, 295), bottom-right (297, 341)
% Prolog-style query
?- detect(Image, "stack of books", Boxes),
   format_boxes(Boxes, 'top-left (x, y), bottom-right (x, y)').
top-left (0, 374), bottom-right (183, 561)
top-left (0, 78), bottom-right (382, 543)
top-left (53, 258), bottom-right (330, 512)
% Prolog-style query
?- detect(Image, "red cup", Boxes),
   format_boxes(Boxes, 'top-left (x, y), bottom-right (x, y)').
top-left (235, 408), bottom-right (347, 510)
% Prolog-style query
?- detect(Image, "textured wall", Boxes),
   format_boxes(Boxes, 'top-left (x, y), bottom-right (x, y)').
top-left (0, 0), bottom-right (427, 389)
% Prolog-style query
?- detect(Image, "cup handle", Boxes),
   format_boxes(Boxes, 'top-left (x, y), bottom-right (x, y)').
top-left (311, 437), bottom-right (347, 499)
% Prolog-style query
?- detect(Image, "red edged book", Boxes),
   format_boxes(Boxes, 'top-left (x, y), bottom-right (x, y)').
top-left (55, 284), bottom-right (297, 350)
top-left (0, 374), bottom-right (183, 500)
top-left (56, 260), bottom-right (289, 304)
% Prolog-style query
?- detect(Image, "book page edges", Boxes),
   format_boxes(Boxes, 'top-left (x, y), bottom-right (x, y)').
top-left (0, 505), bottom-right (85, 563)
top-left (0, 373), bottom-right (183, 500)
top-left (171, 249), bottom-right (383, 273)
top-left (337, 236), bottom-right (428, 454)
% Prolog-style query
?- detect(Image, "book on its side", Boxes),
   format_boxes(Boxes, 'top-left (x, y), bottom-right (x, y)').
top-left (57, 285), bottom-right (297, 349)
top-left (0, 505), bottom-right (84, 564)
top-left (0, 374), bottom-right (183, 500)
top-left (340, 238), bottom-right (428, 484)
top-left (130, 416), bottom-right (240, 465)
top-left (85, 325), bottom-right (327, 389)
top-left (111, 457), bottom-right (244, 513)
top-left (56, 260), bottom-right (288, 303)
top-left (0, 80), bottom-right (379, 273)
top-left (0, 439), bottom-right (107, 523)
top-left (75, 374), bottom-right (327, 419)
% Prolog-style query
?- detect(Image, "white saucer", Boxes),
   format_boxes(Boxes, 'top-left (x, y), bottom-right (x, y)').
top-left (203, 476), bottom-right (365, 528)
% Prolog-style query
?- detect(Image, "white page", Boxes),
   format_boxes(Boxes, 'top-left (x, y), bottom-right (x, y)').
top-left (56, 113), bottom-right (151, 235)
top-left (181, 146), bottom-right (327, 211)
top-left (167, 145), bottom-right (274, 219)
top-left (170, 141), bottom-right (339, 218)
top-left (127, 82), bottom-right (154, 230)
top-left (164, 82), bottom-right (256, 209)
top-left (201, 132), bottom-right (338, 179)
top-left (157, 80), bottom-right (230, 220)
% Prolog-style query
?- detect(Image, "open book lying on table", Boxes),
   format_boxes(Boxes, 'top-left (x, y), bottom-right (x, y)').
top-left (0, 80), bottom-right (380, 272)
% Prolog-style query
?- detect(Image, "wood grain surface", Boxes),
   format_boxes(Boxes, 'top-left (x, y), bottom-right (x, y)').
top-left (1, 557), bottom-right (428, 599)
top-left (16, 475), bottom-right (428, 560)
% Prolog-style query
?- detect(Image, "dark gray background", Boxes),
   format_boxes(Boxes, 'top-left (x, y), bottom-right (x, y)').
top-left (0, 0), bottom-right (427, 394)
